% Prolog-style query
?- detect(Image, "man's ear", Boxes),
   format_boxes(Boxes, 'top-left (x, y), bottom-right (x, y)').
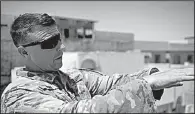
top-left (18, 46), bottom-right (28, 57)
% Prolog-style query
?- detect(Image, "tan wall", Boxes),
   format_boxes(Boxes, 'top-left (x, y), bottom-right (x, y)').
top-left (169, 43), bottom-right (194, 51)
top-left (170, 51), bottom-right (194, 64)
top-left (60, 52), bottom-right (145, 75)
top-left (94, 31), bottom-right (134, 42)
top-left (1, 14), bottom-right (25, 76)
top-left (134, 41), bottom-right (169, 51)
top-left (93, 31), bottom-right (134, 51)
top-left (95, 52), bottom-right (144, 75)
top-left (93, 40), bottom-right (134, 51)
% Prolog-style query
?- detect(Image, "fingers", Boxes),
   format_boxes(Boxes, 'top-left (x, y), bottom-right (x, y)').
top-left (166, 82), bottom-right (183, 88)
top-left (175, 74), bottom-right (194, 82)
top-left (179, 75), bottom-right (194, 81)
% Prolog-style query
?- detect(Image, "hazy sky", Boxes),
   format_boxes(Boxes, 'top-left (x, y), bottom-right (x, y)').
top-left (1, 1), bottom-right (194, 41)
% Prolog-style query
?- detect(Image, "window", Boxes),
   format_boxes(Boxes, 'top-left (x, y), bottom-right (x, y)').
top-left (64, 29), bottom-right (69, 38)
top-left (77, 28), bottom-right (84, 39)
top-left (85, 29), bottom-right (93, 39)
top-left (144, 55), bottom-right (150, 63)
top-left (173, 55), bottom-right (181, 64)
top-left (187, 55), bottom-right (193, 63)
top-left (154, 54), bottom-right (161, 63)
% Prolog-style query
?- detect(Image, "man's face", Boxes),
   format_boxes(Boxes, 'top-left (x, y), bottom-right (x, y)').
top-left (24, 30), bottom-right (63, 71)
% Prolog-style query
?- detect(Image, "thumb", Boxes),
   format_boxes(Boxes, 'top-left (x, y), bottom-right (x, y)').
top-left (166, 82), bottom-right (183, 88)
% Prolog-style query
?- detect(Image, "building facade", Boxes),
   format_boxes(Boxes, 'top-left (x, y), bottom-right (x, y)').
top-left (54, 16), bottom-right (134, 52)
top-left (53, 16), bottom-right (97, 52)
top-left (134, 38), bottom-right (194, 64)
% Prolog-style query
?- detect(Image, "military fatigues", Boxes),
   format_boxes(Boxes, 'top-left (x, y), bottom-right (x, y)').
top-left (1, 67), bottom-right (163, 113)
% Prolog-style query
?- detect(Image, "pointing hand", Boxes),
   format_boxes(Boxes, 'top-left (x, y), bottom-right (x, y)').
top-left (143, 67), bottom-right (194, 90)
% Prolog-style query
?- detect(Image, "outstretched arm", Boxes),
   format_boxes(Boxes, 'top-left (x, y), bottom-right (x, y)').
top-left (1, 78), bottom-right (156, 113)
top-left (68, 67), bottom-right (164, 100)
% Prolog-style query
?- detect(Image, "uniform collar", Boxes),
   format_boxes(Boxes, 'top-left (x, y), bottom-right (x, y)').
top-left (16, 67), bottom-right (58, 83)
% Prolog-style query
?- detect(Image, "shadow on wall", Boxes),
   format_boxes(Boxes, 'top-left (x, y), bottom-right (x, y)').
top-left (0, 76), bottom-right (11, 96)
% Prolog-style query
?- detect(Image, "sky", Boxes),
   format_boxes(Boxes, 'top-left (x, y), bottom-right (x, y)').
top-left (1, 1), bottom-right (194, 42)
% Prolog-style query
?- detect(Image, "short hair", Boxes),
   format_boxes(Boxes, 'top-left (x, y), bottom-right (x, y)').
top-left (10, 13), bottom-right (56, 47)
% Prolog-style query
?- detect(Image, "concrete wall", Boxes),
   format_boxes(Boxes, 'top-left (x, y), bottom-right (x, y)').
top-left (169, 43), bottom-right (194, 51)
top-left (134, 41), bottom-right (169, 51)
top-left (94, 31), bottom-right (134, 42)
top-left (95, 51), bottom-right (144, 75)
top-left (93, 31), bottom-right (134, 51)
top-left (60, 51), bottom-right (145, 76)
top-left (93, 40), bottom-right (134, 52)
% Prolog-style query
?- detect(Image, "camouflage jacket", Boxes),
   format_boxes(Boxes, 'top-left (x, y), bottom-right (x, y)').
top-left (1, 67), bottom-right (163, 113)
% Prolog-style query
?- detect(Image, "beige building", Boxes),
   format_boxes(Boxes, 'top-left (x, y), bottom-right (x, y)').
top-left (54, 16), bottom-right (134, 52)
top-left (134, 38), bottom-right (194, 64)
top-left (53, 16), bottom-right (97, 52)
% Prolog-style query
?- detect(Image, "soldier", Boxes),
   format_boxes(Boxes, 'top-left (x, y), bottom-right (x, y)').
top-left (1, 13), bottom-right (194, 113)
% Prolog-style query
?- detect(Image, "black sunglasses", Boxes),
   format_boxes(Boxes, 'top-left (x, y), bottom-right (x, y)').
top-left (22, 34), bottom-right (61, 49)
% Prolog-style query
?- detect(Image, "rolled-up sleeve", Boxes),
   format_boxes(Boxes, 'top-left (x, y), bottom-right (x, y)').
top-left (79, 67), bottom-right (164, 100)
top-left (61, 78), bottom-right (156, 113)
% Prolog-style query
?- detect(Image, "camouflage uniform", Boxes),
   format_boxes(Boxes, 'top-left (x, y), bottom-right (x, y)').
top-left (1, 67), bottom-right (163, 113)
